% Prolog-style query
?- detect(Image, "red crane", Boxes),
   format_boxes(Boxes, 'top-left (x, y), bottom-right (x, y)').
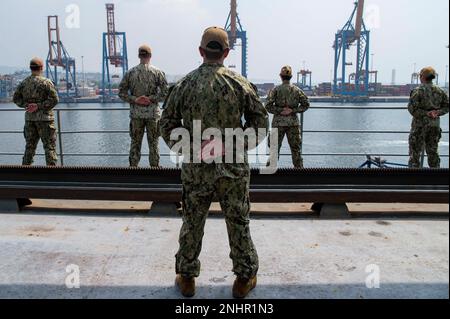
top-left (354, 0), bottom-right (365, 40)
top-left (106, 4), bottom-right (121, 67)
top-left (46, 15), bottom-right (78, 98)
top-left (102, 3), bottom-right (128, 100)
top-left (47, 16), bottom-right (63, 67)
top-left (224, 0), bottom-right (248, 77)
top-left (229, 0), bottom-right (237, 49)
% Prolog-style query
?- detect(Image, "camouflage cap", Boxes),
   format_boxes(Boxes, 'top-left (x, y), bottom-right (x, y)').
top-left (420, 67), bottom-right (436, 78)
top-left (200, 27), bottom-right (230, 52)
top-left (30, 57), bottom-right (44, 69)
top-left (280, 66), bottom-right (293, 77)
top-left (138, 45), bottom-right (152, 57)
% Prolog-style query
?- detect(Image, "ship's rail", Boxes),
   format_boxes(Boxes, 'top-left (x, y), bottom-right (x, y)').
top-left (0, 166), bottom-right (448, 217)
top-left (0, 106), bottom-right (448, 167)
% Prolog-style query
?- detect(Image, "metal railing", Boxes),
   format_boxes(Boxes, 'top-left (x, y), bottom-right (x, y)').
top-left (0, 106), bottom-right (448, 167)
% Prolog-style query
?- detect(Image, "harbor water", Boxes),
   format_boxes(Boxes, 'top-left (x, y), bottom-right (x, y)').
top-left (0, 102), bottom-right (448, 168)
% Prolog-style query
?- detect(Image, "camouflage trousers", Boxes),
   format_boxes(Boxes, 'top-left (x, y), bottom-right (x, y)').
top-left (409, 125), bottom-right (442, 168)
top-left (22, 121), bottom-right (58, 166)
top-left (129, 118), bottom-right (160, 167)
top-left (176, 164), bottom-right (259, 279)
top-left (269, 126), bottom-right (303, 168)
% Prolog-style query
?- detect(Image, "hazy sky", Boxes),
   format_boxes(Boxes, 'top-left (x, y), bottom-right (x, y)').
top-left (0, 0), bottom-right (448, 84)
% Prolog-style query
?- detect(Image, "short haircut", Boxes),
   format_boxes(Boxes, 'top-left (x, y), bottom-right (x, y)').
top-left (30, 65), bottom-right (43, 72)
top-left (425, 74), bottom-right (436, 82)
top-left (139, 52), bottom-right (152, 59)
top-left (281, 75), bottom-right (292, 82)
top-left (204, 41), bottom-right (225, 61)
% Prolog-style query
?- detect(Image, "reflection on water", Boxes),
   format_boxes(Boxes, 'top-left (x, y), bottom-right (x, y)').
top-left (0, 102), bottom-right (448, 168)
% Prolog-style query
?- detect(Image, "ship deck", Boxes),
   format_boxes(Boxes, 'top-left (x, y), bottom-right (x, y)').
top-left (0, 201), bottom-right (448, 299)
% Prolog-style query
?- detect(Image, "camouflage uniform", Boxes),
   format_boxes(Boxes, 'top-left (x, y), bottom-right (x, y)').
top-left (13, 75), bottom-right (59, 166)
top-left (408, 83), bottom-right (449, 168)
top-left (119, 63), bottom-right (168, 167)
top-left (266, 83), bottom-right (310, 168)
top-left (160, 63), bottom-right (269, 279)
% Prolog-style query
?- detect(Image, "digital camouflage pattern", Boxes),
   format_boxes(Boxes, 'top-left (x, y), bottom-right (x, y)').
top-left (129, 118), bottom-right (160, 167)
top-left (22, 121), bottom-right (57, 166)
top-left (265, 83), bottom-right (310, 127)
top-left (13, 75), bottom-right (59, 122)
top-left (266, 83), bottom-right (310, 168)
top-left (160, 63), bottom-right (269, 174)
top-left (408, 83), bottom-right (449, 168)
top-left (176, 164), bottom-right (258, 279)
top-left (119, 63), bottom-right (169, 167)
top-left (270, 126), bottom-right (303, 168)
top-left (13, 75), bottom-right (59, 166)
top-left (119, 63), bottom-right (168, 120)
top-left (160, 63), bottom-right (269, 279)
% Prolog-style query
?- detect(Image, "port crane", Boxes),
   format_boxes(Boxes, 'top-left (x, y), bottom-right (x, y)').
top-left (46, 15), bottom-right (78, 98)
top-left (102, 3), bottom-right (128, 101)
top-left (333, 0), bottom-right (370, 97)
top-left (224, 0), bottom-right (248, 78)
top-left (297, 69), bottom-right (313, 92)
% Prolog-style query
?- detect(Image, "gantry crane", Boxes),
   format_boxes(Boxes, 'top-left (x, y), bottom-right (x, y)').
top-left (333, 0), bottom-right (370, 97)
top-left (102, 3), bottom-right (128, 101)
top-left (46, 15), bottom-right (78, 98)
top-left (224, 0), bottom-right (248, 78)
top-left (411, 73), bottom-right (419, 86)
top-left (297, 70), bottom-right (312, 91)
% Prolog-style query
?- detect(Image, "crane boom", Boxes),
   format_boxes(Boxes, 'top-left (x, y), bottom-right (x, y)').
top-left (47, 16), bottom-right (63, 67)
top-left (230, 0), bottom-right (237, 48)
top-left (224, 0), bottom-right (248, 78)
top-left (354, 0), bottom-right (365, 39)
top-left (106, 3), bottom-right (120, 67)
top-left (333, 0), bottom-right (371, 97)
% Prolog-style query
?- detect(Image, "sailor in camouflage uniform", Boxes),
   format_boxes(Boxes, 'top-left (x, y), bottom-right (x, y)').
top-left (119, 45), bottom-right (168, 167)
top-left (266, 66), bottom-right (310, 168)
top-left (13, 58), bottom-right (59, 166)
top-left (160, 27), bottom-right (269, 299)
top-left (408, 67), bottom-right (449, 168)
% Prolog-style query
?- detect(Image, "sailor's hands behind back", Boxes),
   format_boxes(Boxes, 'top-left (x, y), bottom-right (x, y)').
top-left (281, 107), bottom-right (293, 116)
top-left (198, 138), bottom-right (225, 162)
top-left (135, 96), bottom-right (152, 106)
top-left (26, 103), bottom-right (39, 113)
top-left (427, 110), bottom-right (440, 119)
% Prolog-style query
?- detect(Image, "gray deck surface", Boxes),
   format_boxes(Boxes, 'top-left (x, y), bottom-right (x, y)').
top-left (0, 201), bottom-right (448, 299)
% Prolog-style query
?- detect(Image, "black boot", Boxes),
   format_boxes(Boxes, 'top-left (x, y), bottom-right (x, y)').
top-left (311, 203), bottom-right (323, 213)
top-left (17, 198), bottom-right (32, 209)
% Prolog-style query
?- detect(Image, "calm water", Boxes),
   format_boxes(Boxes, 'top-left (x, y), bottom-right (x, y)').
top-left (0, 102), bottom-right (448, 168)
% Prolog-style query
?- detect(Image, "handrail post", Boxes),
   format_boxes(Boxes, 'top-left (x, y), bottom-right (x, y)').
top-left (300, 112), bottom-right (305, 156)
top-left (420, 149), bottom-right (426, 168)
top-left (56, 110), bottom-right (64, 166)
top-left (176, 153), bottom-right (180, 169)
